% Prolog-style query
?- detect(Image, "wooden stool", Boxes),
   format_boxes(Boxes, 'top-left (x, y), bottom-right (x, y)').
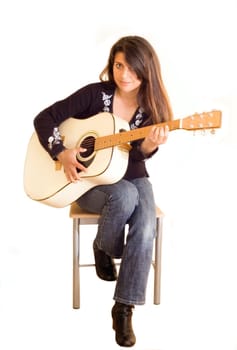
top-left (70, 202), bottom-right (164, 309)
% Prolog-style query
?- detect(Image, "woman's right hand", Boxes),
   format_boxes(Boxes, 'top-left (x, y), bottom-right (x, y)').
top-left (57, 147), bottom-right (87, 183)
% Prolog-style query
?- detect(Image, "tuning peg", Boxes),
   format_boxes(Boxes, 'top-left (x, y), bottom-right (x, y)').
top-left (193, 129), bottom-right (207, 136)
top-left (210, 129), bottom-right (216, 135)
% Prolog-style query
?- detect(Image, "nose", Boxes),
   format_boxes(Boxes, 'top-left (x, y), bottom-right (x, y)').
top-left (121, 66), bottom-right (130, 78)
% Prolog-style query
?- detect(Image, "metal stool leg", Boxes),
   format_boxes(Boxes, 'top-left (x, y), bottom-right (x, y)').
top-left (153, 215), bottom-right (163, 305)
top-left (73, 218), bottom-right (80, 309)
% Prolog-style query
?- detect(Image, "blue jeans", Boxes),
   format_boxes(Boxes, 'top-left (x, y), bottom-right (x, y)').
top-left (76, 177), bottom-right (157, 305)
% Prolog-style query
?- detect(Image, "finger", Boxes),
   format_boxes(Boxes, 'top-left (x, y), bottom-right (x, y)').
top-left (69, 171), bottom-right (80, 183)
top-left (64, 166), bottom-right (82, 183)
top-left (149, 126), bottom-right (159, 139)
top-left (164, 125), bottom-right (169, 136)
top-left (158, 127), bottom-right (165, 137)
top-left (78, 147), bottom-right (87, 153)
top-left (153, 126), bottom-right (164, 140)
top-left (158, 126), bottom-right (169, 138)
top-left (75, 161), bottom-right (87, 173)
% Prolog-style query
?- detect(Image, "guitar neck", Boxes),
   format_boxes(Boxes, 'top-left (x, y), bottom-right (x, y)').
top-left (95, 119), bottom-right (180, 150)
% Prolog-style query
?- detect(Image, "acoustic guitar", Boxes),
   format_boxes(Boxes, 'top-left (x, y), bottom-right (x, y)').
top-left (23, 110), bottom-right (222, 208)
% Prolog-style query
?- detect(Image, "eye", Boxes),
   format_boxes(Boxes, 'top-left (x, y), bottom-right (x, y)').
top-left (114, 62), bottom-right (122, 69)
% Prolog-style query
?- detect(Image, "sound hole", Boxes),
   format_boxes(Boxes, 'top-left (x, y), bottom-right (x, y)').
top-left (76, 135), bottom-right (96, 170)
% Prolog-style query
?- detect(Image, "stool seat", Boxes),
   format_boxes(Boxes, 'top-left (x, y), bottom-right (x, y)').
top-left (69, 202), bottom-right (164, 309)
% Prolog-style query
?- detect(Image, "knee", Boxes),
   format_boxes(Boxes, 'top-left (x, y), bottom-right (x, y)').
top-left (109, 181), bottom-right (139, 214)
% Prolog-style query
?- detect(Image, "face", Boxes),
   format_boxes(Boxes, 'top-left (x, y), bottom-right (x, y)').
top-left (113, 52), bottom-right (142, 93)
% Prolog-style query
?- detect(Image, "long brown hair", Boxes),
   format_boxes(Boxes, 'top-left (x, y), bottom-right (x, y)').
top-left (100, 35), bottom-right (173, 124)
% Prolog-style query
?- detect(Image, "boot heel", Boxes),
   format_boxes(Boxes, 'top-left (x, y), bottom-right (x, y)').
top-left (111, 302), bottom-right (136, 347)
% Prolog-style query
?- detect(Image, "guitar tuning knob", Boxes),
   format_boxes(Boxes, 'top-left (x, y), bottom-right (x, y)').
top-left (210, 129), bottom-right (216, 135)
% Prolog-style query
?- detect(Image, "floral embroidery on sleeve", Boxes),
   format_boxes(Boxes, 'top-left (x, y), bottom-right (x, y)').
top-left (130, 108), bottom-right (144, 129)
top-left (48, 127), bottom-right (62, 150)
top-left (102, 91), bottom-right (113, 112)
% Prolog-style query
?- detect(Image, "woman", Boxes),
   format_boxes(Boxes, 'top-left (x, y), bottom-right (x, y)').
top-left (34, 35), bottom-right (173, 347)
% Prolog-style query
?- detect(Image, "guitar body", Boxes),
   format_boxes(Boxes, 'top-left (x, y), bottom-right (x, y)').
top-left (24, 113), bottom-right (130, 208)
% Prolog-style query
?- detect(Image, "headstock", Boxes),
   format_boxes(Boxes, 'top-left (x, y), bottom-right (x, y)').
top-left (181, 110), bottom-right (222, 131)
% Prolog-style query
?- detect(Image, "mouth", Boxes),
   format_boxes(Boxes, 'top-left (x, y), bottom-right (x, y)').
top-left (119, 81), bottom-right (131, 86)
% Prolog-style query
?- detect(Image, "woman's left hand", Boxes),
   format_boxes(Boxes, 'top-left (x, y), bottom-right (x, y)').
top-left (140, 125), bottom-right (169, 155)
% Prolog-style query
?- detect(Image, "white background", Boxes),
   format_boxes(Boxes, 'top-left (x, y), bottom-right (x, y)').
top-left (0, 0), bottom-right (237, 349)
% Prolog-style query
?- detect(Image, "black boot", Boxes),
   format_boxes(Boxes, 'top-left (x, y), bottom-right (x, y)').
top-left (93, 240), bottom-right (117, 281)
top-left (112, 302), bottom-right (136, 347)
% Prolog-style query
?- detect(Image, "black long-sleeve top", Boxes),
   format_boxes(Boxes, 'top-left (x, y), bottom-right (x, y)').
top-left (34, 81), bottom-right (158, 180)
